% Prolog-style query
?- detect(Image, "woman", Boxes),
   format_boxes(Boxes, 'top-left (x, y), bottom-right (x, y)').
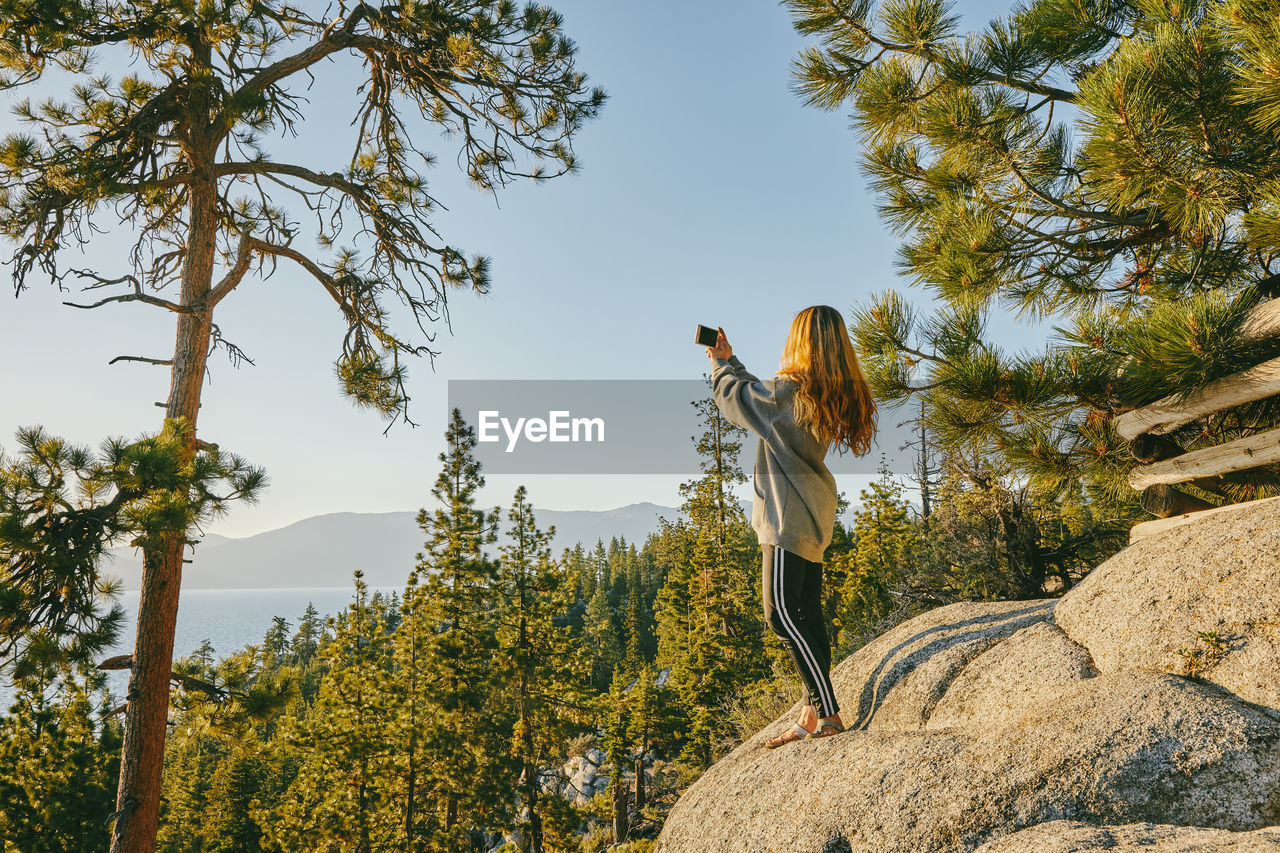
top-left (705, 305), bottom-right (876, 746)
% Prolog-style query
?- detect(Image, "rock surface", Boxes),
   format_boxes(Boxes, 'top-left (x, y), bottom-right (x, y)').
top-left (926, 621), bottom-right (1096, 731)
top-left (656, 499), bottom-right (1280, 853)
top-left (1055, 498), bottom-right (1280, 711)
top-left (975, 820), bottom-right (1280, 852)
top-left (547, 747), bottom-right (609, 806)
top-left (837, 600), bottom-right (1056, 732)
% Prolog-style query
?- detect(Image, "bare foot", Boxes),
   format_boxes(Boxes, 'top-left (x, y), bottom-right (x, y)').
top-left (764, 721), bottom-right (814, 748)
top-left (810, 713), bottom-right (846, 738)
top-left (766, 705), bottom-right (822, 748)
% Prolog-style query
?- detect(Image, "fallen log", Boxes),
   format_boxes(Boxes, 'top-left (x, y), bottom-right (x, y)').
top-left (1128, 426), bottom-right (1280, 489)
top-left (1116, 354), bottom-right (1280, 441)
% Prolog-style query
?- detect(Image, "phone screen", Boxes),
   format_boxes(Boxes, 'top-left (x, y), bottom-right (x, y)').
top-left (696, 325), bottom-right (718, 347)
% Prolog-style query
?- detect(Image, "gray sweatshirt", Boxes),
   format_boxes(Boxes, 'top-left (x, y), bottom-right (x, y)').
top-left (710, 354), bottom-right (837, 563)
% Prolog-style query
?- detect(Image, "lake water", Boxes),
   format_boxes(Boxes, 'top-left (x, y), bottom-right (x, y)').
top-left (2, 586), bottom-right (401, 711)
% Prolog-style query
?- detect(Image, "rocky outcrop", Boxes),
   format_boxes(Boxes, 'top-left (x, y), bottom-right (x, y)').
top-left (838, 600), bottom-right (1054, 732)
top-left (544, 747), bottom-right (609, 805)
top-left (657, 499), bottom-right (1280, 853)
top-left (926, 622), bottom-right (1096, 731)
top-left (1054, 499), bottom-right (1280, 711)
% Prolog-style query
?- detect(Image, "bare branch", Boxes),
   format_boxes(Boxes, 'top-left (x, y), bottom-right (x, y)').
top-left (59, 268), bottom-right (194, 314)
top-left (209, 323), bottom-right (255, 368)
top-left (109, 355), bottom-right (173, 366)
top-left (63, 292), bottom-right (191, 314)
top-left (207, 229), bottom-right (257, 307)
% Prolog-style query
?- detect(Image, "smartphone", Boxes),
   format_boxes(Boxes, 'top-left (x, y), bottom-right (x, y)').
top-left (695, 324), bottom-right (719, 347)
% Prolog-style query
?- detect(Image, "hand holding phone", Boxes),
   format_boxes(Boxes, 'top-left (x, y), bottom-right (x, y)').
top-left (697, 324), bottom-right (732, 360)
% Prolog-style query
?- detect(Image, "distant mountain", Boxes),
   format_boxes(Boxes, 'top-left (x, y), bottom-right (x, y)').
top-left (103, 497), bottom-right (865, 590)
top-left (105, 502), bottom-right (685, 590)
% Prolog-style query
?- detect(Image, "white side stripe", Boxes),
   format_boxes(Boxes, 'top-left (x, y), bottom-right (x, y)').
top-left (773, 546), bottom-right (835, 714)
top-left (774, 547), bottom-right (833, 713)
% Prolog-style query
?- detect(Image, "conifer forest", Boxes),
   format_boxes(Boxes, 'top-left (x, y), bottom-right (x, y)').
top-left (0, 401), bottom-right (1135, 852)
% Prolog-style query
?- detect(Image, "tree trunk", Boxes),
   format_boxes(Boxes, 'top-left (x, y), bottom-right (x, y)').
top-left (634, 757), bottom-right (645, 812)
top-left (527, 780), bottom-right (544, 853)
top-left (917, 406), bottom-right (932, 529)
top-left (613, 778), bottom-right (628, 843)
top-left (998, 501), bottom-right (1046, 599)
top-left (405, 623), bottom-right (418, 850)
top-left (109, 49), bottom-right (218, 851)
top-left (405, 725), bottom-right (417, 848)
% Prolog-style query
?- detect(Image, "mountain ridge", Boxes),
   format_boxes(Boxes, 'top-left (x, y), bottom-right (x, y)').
top-left (106, 501), bottom-right (692, 590)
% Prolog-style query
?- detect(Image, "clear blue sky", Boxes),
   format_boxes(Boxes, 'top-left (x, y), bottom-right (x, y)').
top-left (0, 0), bottom-right (1031, 538)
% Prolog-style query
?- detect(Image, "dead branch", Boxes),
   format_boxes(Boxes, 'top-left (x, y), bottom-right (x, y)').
top-left (98, 653), bottom-right (241, 702)
top-left (109, 355), bottom-right (173, 366)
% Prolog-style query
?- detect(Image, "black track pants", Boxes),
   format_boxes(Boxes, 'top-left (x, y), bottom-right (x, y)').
top-left (761, 544), bottom-right (839, 719)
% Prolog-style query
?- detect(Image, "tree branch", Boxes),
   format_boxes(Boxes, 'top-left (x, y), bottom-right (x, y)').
top-left (243, 236), bottom-right (351, 317)
top-left (63, 293), bottom-right (192, 314)
top-left (818, 0), bottom-right (1077, 102)
top-left (109, 355), bottom-right (173, 366)
top-left (98, 654), bottom-right (242, 703)
top-left (207, 230), bottom-right (257, 307)
top-left (216, 160), bottom-right (369, 198)
top-left (211, 6), bottom-right (372, 138)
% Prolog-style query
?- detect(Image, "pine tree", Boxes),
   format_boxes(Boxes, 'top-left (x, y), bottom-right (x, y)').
top-left (391, 570), bottom-right (437, 850)
top-left (0, 424), bottom-right (262, 675)
top-left (601, 663), bottom-right (683, 841)
top-left (584, 584), bottom-right (624, 692)
top-left (915, 451), bottom-right (1125, 601)
top-left (157, 730), bottom-right (222, 853)
top-left (621, 558), bottom-right (655, 672)
top-left (406, 408), bottom-right (506, 845)
top-left (494, 485), bottom-right (592, 853)
top-left (787, 0), bottom-right (1280, 509)
top-left (654, 395), bottom-right (768, 771)
top-left (601, 673), bottom-right (633, 844)
top-left (0, 650), bottom-right (122, 853)
top-left (290, 604), bottom-right (322, 668)
top-left (593, 541), bottom-right (613, 605)
top-left (606, 537), bottom-right (631, 604)
top-left (288, 603), bottom-right (327, 704)
top-left (0, 421), bottom-right (264, 853)
top-left (818, 491), bottom-right (854, 649)
top-left (203, 750), bottom-right (275, 853)
top-left (832, 466), bottom-right (923, 654)
top-left (255, 572), bottom-right (402, 853)
top-left (260, 616), bottom-right (291, 672)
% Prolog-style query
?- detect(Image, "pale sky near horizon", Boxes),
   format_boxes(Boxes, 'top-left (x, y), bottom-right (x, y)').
top-left (0, 0), bottom-right (1034, 539)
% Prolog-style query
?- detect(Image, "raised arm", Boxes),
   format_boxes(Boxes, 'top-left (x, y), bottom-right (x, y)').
top-left (723, 353), bottom-right (760, 383)
top-left (709, 355), bottom-right (782, 437)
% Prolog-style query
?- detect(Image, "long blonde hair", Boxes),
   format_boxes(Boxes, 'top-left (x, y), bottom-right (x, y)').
top-left (777, 305), bottom-right (877, 456)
